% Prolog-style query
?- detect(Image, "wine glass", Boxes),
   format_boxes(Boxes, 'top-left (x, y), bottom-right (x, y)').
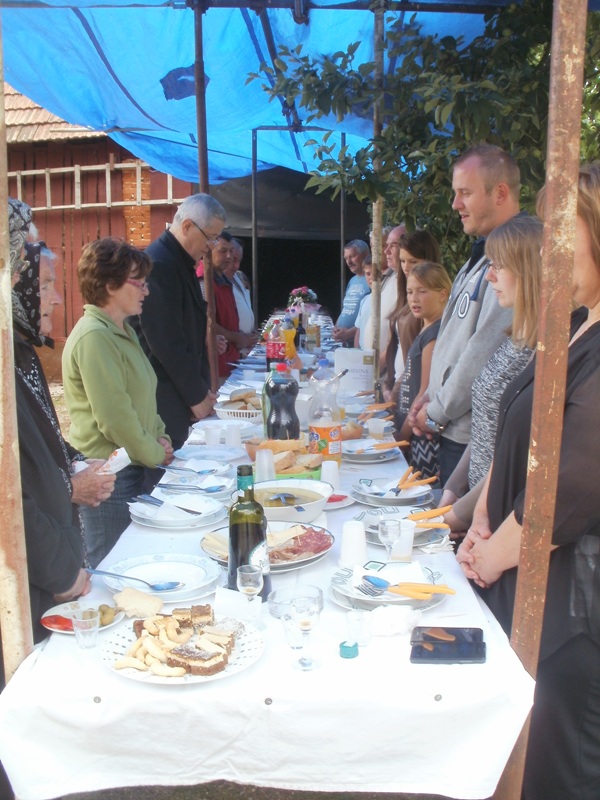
top-left (236, 565), bottom-right (264, 625)
top-left (378, 520), bottom-right (402, 561)
top-left (288, 595), bottom-right (322, 671)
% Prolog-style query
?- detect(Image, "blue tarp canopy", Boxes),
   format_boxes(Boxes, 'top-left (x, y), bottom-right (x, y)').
top-left (1, 1), bottom-right (597, 183)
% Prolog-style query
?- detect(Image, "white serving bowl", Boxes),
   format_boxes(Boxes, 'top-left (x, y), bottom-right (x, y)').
top-left (252, 478), bottom-right (333, 523)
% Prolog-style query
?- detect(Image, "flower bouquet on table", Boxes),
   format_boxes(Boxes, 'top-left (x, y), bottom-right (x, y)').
top-left (287, 286), bottom-right (320, 317)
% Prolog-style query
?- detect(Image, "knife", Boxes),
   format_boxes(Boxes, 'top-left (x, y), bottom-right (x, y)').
top-left (131, 494), bottom-right (203, 516)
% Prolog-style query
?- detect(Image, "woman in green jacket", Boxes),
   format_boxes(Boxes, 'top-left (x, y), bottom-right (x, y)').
top-left (63, 238), bottom-right (173, 566)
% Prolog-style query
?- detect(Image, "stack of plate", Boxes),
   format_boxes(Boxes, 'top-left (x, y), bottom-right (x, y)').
top-left (129, 494), bottom-right (227, 530)
top-left (100, 553), bottom-right (223, 604)
top-left (341, 439), bottom-right (401, 464)
top-left (351, 478), bottom-right (433, 507)
top-left (330, 563), bottom-right (446, 611)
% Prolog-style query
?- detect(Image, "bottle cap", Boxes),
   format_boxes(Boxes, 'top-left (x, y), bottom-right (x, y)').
top-left (276, 362), bottom-right (288, 373)
top-left (339, 640), bottom-right (359, 659)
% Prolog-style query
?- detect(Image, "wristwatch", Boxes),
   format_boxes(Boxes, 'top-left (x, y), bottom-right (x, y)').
top-left (425, 416), bottom-right (445, 434)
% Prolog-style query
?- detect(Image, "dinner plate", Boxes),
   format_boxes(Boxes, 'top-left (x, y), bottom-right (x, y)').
top-left (330, 563), bottom-right (447, 611)
top-left (365, 525), bottom-right (446, 549)
top-left (130, 505), bottom-right (227, 531)
top-left (174, 445), bottom-right (246, 461)
top-left (328, 586), bottom-right (442, 613)
top-left (350, 489), bottom-right (434, 508)
top-left (325, 494), bottom-right (356, 511)
top-left (100, 619), bottom-right (264, 685)
top-left (168, 458), bottom-right (233, 476)
top-left (341, 439), bottom-right (401, 464)
top-left (352, 479), bottom-right (433, 505)
top-left (101, 554), bottom-right (222, 601)
top-left (192, 419), bottom-right (255, 436)
top-left (200, 522), bottom-right (335, 572)
top-left (40, 602), bottom-right (125, 635)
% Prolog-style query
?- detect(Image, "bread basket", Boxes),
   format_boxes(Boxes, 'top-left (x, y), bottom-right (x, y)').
top-left (214, 402), bottom-right (262, 422)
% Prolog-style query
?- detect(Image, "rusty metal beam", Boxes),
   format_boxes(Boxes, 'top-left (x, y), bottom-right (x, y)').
top-left (0, 16), bottom-right (35, 683)
top-left (493, 1), bottom-right (588, 797)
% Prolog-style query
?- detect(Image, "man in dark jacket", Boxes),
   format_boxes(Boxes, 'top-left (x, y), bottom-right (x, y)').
top-left (134, 194), bottom-right (226, 449)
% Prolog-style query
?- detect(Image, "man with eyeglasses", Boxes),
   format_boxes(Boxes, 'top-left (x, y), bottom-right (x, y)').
top-left (133, 193), bottom-right (226, 449)
top-left (410, 144), bottom-right (521, 485)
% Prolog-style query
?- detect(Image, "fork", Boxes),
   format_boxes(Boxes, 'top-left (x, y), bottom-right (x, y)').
top-left (157, 483), bottom-right (226, 494)
top-left (357, 583), bottom-right (382, 597)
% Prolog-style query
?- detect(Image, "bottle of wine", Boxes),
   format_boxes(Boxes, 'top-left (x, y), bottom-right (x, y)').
top-left (295, 313), bottom-right (307, 351)
top-left (228, 465), bottom-right (271, 601)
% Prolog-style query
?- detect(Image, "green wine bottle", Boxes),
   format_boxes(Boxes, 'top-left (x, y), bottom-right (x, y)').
top-left (228, 465), bottom-right (272, 601)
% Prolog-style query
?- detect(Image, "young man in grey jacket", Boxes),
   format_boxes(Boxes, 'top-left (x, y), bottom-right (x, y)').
top-left (411, 144), bottom-right (521, 485)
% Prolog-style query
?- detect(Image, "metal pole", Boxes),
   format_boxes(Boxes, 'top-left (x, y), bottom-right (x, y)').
top-left (340, 132), bottom-right (347, 313)
top-left (370, 3), bottom-right (384, 386)
top-left (0, 16), bottom-right (35, 682)
top-left (252, 130), bottom-right (259, 324)
top-left (194, 2), bottom-right (210, 194)
top-left (193, 1), bottom-right (218, 391)
top-left (493, 1), bottom-right (587, 796)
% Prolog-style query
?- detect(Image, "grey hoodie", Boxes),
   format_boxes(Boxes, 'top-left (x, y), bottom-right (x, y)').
top-left (426, 253), bottom-right (513, 445)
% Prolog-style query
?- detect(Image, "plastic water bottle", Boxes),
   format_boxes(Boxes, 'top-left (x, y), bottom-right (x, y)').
top-left (266, 319), bottom-right (286, 371)
top-left (265, 362), bottom-right (300, 440)
top-left (308, 358), bottom-right (342, 463)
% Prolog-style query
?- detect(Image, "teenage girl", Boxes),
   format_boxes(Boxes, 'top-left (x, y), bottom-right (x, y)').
top-left (395, 261), bottom-right (452, 478)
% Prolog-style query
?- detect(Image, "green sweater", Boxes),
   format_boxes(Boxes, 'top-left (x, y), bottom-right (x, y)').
top-left (62, 305), bottom-right (169, 466)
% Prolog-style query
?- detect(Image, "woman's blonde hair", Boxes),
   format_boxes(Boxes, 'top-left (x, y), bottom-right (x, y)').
top-left (485, 215), bottom-right (543, 350)
top-left (536, 162), bottom-right (600, 273)
top-left (408, 261), bottom-right (452, 298)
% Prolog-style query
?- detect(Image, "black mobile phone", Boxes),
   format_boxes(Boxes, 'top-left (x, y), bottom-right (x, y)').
top-left (410, 626), bottom-right (484, 646)
top-left (410, 640), bottom-right (487, 664)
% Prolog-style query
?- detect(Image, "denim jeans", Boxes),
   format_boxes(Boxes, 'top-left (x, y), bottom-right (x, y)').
top-left (81, 464), bottom-right (145, 567)
top-left (438, 437), bottom-right (467, 487)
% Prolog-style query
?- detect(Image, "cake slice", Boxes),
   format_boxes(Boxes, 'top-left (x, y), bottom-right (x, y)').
top-left (191, 604), bottom-right (214, 629)
top-left (167, 643), bottom-right (228, 676)
top-left (171, 608), bottom-right (193, 628)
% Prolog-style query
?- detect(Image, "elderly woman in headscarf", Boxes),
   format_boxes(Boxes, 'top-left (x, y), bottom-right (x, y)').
top-left (8, 199), bottom-right (114, 647)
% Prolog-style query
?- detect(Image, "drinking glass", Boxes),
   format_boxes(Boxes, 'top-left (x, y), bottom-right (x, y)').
top-left (378, 520), bottom-right (402, 561)
top-left (236, 565), bottom-right (263, 625)
top-left (289, 595), bottom-right (322, 671)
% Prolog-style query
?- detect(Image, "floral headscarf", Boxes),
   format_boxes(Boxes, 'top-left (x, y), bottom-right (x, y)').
top-left (8, 197), bottom-right (32, 275)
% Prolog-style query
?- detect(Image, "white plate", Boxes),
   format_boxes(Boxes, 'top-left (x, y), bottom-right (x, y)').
top-left (174, 445), bottom-right (246, 461)
top-left (191, 419), bottom-right (256, 441)
top-left (342, 439), bottom-right (401, 464)
top-left (330, 563), bottom-right (447, 611)
top-left (100, 619), bottom-right (264, 685)
top-left (324, 494), bottom-right (356, 511)
top-left (328, 586), bottom-right (441, 613)
top-left (130, 505), bottom-right (227, 531)
top-left (168, 459), bottom-right (233, 476)
top-left (200, 522), bottom-right (335, 572)
top-left (350, 489), bottom-right (433, 508)
top-left (40, 602), bottom-right (125, 635)
top-left (352, 479), bottom-right (432, 505)
top-left (365, 526), bottom-right (446, 549)
top-left (101, 554), bottom-right (222, 601)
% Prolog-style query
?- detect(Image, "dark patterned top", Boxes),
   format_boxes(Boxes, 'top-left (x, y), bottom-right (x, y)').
top-left (396, 320), bottom-right (441, 428)
top-left (468, 338), bottom-right (532, 487)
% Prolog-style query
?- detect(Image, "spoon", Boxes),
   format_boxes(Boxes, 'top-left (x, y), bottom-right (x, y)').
top-left (157, 483), bottom-right (226, 494)
top-left (268, 492), bottom-right (298, 505)
top-left (160, 465), bottom-right (217, 476)
top-left (86, 568), bottom-right (184, 593)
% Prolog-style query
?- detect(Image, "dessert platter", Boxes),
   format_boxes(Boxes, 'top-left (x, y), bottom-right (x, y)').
top-left (201, 520), bottom-right (334, 573)
top-left (101, 604), bottom-right (264, 685)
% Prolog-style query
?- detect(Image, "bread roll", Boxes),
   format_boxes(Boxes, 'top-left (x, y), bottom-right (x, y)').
top-left (258, 439), bottom-right (304, 454)
top-left (272, 450), bottom-right (296, 471)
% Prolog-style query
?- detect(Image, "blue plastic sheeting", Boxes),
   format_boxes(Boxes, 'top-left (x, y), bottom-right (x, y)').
top-left (2, 1), bottom-right (595, 182)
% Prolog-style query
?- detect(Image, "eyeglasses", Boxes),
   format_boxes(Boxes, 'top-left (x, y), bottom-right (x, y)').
top-left (189, 220), bottom-right (221, 246)
top-left (488, 260), bottom-right (504, 273)
top-left (126, 277), bottom-right (149, 291)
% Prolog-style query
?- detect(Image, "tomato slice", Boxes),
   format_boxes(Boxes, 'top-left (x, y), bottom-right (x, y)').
top-left (328, 494), bottom-right (347, 503)
top-left (41, 614), bottom-right (74, 632)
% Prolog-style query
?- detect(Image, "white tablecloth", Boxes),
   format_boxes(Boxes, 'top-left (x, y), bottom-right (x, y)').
top-left (0, 446), bottom-right (534, 800)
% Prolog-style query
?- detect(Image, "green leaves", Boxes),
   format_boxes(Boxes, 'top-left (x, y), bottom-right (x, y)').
top-left (249, 0), bottom-right (599, 266)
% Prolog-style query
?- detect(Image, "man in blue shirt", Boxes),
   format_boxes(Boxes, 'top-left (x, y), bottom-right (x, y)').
top-left (332, 239), bottom-right (371, 345)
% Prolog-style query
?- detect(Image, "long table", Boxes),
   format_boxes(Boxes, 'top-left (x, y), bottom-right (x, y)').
top-left (0, 436), bottom-right (534, 800)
